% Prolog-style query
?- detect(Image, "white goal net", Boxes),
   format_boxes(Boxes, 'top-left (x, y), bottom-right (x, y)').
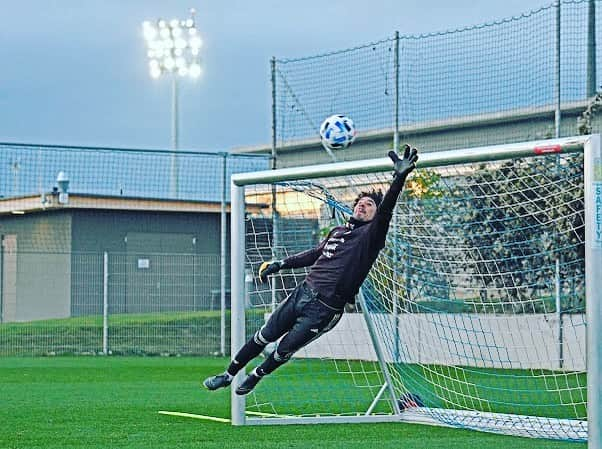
top-left (229, 136), bottom-right (601, 444)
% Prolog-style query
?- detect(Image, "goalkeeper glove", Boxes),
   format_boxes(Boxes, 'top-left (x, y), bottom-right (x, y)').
top-left (258, 260), bottom-right (283, 283)
top-left (388, 144), bottom-right (418, 180)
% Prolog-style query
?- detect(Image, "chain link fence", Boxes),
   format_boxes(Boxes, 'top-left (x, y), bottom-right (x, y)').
top-left (272, 0), bottom-right (602, 166)
top-left (4, 0), bottom-right (602, 357)
top-left (0, 252), bottom-right (228, 356)
top-left (0, 144), bottom-right (269, 355)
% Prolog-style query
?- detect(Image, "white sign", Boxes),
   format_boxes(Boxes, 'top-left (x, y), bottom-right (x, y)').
top-left (594, 182), bottom-right (602, 248)
top-left (137, 258), bottom-right (150, 269)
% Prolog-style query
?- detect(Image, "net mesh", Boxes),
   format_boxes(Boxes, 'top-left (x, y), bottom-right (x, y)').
top-left (0, 144), bottom-right (270, 356)
top-left (273, 1), bottom-right (602, 167)
top-left (241, 151), bottom-right (586, 440)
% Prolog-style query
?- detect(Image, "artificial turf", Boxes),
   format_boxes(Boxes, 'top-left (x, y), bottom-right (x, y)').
top-left (0, 356), bottom-right (586, 449)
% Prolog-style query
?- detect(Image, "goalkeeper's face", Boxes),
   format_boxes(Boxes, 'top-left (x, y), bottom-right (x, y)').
top-left (352, 196), bottom-right (377, 222)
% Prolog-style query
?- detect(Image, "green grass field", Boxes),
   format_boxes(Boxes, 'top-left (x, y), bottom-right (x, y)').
top-left (0, 311), bottom-right (232, 356)
top-left (0, 356), bottom-right (586, 449)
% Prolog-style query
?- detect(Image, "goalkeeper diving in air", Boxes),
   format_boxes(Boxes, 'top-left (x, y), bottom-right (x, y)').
top-left (203, 145), bottom-right (419, 395)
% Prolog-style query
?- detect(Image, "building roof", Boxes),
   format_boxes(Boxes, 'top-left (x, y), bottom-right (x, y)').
top-left (0, 192), bottom-right (268, 216)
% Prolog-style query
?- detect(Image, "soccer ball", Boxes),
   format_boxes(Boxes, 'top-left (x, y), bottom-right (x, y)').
top-left (319, 114), bottom-right (356, 150)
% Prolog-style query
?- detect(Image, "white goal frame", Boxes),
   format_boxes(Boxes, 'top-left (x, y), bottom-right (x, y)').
top-left (230, 135), bottom-right (601, 447)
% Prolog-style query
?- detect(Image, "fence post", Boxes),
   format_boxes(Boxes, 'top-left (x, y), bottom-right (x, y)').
top-left (587, 0), bottom-right (597, 98)
top-left (555, 1), bottom-right (561, 138)
top-left (221, 152), bottom-right (228, 356)
top-left (245, 269), bottom-right (253, 308)
top-left (271, 56), bottom-right (277, 170)
top-left (270, 56), bottom-right (279, 311)
top-left (0, 237), bottom-right (3, 324)
top-left (103, 251), bottom-right (108, 355)
top-left (394, 31), bottom-right (400, 153)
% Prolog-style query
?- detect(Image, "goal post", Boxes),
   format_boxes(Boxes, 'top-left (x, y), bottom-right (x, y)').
top-left (585, 134), bottom-right (601, 449)
top-left (230, 136), bottom-right (600, 445)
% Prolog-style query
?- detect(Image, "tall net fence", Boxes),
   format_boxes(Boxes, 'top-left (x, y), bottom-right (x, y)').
top-left (0, 143), bottom-right (269, 202)
top-left (0, 143), bottom-right (270, 355)
top-left (238, 144), bottom-right (588, 439)
top-left (274, 0), bottom-right (601, 165)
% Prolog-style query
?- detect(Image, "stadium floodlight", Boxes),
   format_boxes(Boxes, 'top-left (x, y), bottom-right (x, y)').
top-left (142, 8), bottom-right (202, 197)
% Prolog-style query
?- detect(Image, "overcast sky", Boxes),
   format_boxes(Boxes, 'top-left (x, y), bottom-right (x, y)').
top-left (0, 0), bottom-right (554, 152)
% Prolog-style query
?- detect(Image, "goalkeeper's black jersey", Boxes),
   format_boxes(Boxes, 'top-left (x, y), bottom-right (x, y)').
top-left (282, 177), bottom-right (403, 310)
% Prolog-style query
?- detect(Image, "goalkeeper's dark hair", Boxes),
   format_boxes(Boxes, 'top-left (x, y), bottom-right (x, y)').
top-left (352, 189), bottom-right (383, 209)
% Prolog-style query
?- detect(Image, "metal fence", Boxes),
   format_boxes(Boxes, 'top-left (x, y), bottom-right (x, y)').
top-left (5, 1), bottom-right (602, 357)
top-left (0, 142), bottom-right (270, 202)
top-left (0, 252), bottom-right (227, 356)
top-left (0, 144), bottom-right (270, 356)
top-left (272, 0), bottom-right (602, 165)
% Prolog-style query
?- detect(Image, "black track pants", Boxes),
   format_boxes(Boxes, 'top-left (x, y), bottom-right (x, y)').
top-left (259, 281), bottom-right (343, 361)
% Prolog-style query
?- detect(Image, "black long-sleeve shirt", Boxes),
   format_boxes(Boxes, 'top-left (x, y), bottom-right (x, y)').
top-left (282, 174), bottom-right (406, 310)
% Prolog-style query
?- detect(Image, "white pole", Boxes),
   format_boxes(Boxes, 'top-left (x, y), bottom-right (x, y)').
top-left (103, 252), bottom-right (108, 355)
top-left (230, 182), bottom-right (246, 425)
top-left (585, 134), bottom-right (602, 449)
top-left (356, 291), bottom-right (402, 416)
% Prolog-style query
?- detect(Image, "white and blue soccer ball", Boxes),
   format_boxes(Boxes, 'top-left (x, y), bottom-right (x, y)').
top-left (319, 114), bottom-right (357, 150)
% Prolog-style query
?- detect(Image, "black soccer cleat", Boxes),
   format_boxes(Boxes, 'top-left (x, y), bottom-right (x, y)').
top-left (235, 373), bottom-right (262, 395)
top-left (203, 373), bottom-right (232, 391)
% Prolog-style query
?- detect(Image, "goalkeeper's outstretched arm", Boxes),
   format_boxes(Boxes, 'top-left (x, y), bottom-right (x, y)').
top-left (370, 145), bottom-right (418, 247)
top-left (258, 235), bottom-right (331, 282)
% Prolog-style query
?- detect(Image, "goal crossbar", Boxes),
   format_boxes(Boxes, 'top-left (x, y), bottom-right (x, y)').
top-left (231, 137), bottom-right (585, 186)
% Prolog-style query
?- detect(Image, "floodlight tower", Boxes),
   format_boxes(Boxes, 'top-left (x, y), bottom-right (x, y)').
top-left (143, 9), bottom-right (202, 197)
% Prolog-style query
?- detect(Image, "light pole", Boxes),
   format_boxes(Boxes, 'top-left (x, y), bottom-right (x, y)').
top-left (143, 9), bottom-right (202, 198)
